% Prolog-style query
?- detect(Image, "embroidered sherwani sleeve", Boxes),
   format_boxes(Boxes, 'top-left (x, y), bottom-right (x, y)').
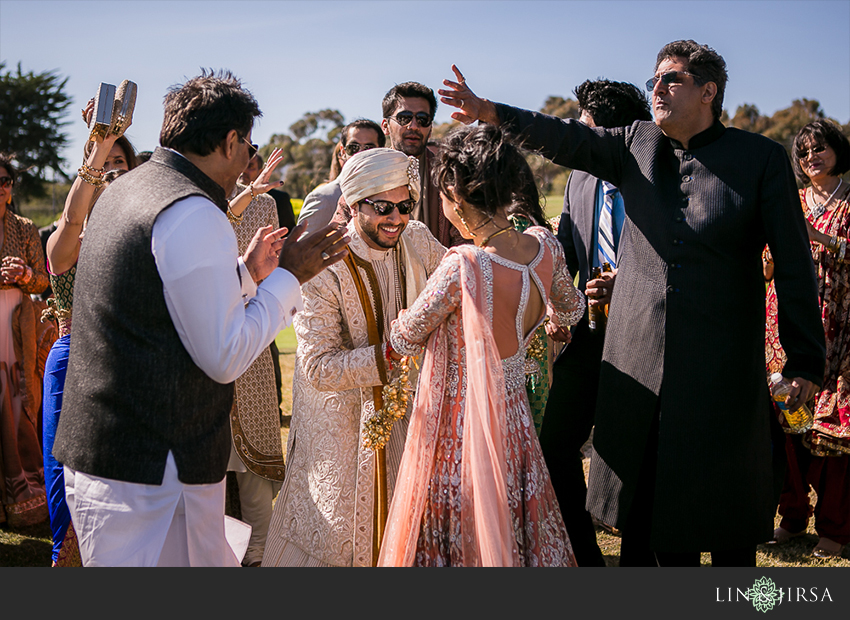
top-left (296, 270), bottom-right (383, 391)
top-left (391, 252), bottom-right (462, 356)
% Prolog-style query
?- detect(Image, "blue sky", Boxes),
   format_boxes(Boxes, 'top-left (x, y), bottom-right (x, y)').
top-left (2, 0), bottom-right (849, 170)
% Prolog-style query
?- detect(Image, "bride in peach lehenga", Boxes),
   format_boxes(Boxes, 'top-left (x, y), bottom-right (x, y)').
top-left (378, 125), bottom-right (585, 567)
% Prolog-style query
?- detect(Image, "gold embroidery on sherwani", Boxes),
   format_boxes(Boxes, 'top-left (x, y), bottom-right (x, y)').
top-left (262, 220), bottom-right (446, 567)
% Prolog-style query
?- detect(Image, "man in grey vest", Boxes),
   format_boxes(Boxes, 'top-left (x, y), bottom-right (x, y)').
top-left (53, 70), bottom-right (350, 567)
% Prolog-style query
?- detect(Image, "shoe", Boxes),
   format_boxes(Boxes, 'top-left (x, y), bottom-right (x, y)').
top-left (812, 537), bottom-right (845, 559)
top-left (767, 526), bottom-right (805, 545)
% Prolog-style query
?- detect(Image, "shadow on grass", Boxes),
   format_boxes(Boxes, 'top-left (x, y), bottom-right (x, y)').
top-left (0, 521), bottom-right (52, 567)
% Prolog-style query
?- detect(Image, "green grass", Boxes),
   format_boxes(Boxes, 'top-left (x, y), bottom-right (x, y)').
top-left (275, 325), bottom-right (298, 353)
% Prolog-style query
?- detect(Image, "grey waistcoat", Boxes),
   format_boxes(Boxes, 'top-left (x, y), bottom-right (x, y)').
top-left (53, 147), bottom-right (236, 485)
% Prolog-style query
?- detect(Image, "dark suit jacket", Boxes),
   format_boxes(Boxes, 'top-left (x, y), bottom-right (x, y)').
top-left (268, 188), bottom-right (296, 236)
top-left (498, 103), bottom-right (825, 551)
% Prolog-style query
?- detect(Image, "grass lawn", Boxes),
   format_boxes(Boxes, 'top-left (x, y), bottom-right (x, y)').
top-left (2, 267), bottom-right (848, 567)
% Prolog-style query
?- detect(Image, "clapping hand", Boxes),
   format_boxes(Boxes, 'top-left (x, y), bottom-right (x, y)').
top-left (437, 64), bottom-right (499, 126)
top-left (243, 225), bottom-right (288, 283)
top-left (1, 256), bottom-right (29, 285)
top-left (278, 222), bottom-right (350, 284)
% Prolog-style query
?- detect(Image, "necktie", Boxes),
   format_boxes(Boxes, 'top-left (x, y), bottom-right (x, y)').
top-left (598, 182), bottom-right (618, 269)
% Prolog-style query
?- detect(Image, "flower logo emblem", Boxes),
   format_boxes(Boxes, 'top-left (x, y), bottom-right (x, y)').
top-left (746, 577), bottom-right (784, 612)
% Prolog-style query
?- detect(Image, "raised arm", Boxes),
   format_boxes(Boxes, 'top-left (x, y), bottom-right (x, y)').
top-left (47, 100), bottom-right (125, 275)
top-left (228, 148), bottom-right (286, 218)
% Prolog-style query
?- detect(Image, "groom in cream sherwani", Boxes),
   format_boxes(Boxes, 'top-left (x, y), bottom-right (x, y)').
top-left (262, 148), bottom-right (445, 567)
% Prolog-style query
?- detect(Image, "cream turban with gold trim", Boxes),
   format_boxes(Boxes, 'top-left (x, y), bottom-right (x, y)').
top-left (338, 147), bottom-right (420, 206)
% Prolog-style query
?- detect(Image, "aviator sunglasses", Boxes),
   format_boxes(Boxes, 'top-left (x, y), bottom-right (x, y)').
top-left (645, 70), bottom-right (700, 92)
top-left (344, 143), bottom-right (378, 157)
top-left (361, 197), bottom-right (416, 216)
top-left (387, 111), bottom-right (433, 128)
top-left (0, 176), bottom-right (13, 189)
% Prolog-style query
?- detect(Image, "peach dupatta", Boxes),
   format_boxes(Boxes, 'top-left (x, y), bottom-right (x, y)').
top-left (378, 246), bottom-right (520, 566)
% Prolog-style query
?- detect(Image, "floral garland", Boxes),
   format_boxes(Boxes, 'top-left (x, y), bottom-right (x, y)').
top-left (362, 355), bottom-right (417, 450)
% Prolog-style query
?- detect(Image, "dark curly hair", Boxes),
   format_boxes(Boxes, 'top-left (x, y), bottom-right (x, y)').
top-left (574, 79), bottom-right (652, 128)
top-left (160, 69), bottom-right (261, 156)
top-left (655, 39), bottom-right (727, 121)
top-left (792, 119), bottom-right (850, 185)
top-left (433, 124), bottom-right (550, 230)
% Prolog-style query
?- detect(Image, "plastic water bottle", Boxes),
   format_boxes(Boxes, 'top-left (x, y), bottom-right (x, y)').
top-left (769, 373), bottom-right (814, 433)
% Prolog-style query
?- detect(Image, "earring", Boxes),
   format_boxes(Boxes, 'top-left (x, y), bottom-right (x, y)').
top-left (454, 206), bottom-right (475, 238)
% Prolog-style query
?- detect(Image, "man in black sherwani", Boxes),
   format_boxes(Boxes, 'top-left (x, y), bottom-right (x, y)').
top-left (438, 40), bottom-right (825, 567)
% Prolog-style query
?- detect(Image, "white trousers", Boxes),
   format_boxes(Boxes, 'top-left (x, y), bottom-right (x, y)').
top-left (64, 451), bottom-right (240, 567)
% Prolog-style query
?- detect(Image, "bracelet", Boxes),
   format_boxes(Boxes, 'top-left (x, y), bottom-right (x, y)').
top-left (226, 207), bottom-right (243, 224)
top-left (839, 239), bottom-right (847, 263)
top-left (249, 184), bottom-right (257, 200)
top-left (77, 167), bottom-right (105, 188)
top-left (827, 235), bottom-right (840, 253)
top-left (80, 163), bottom-right (105, 177)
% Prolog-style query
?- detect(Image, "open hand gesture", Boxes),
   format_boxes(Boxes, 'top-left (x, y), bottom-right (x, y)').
top-left (278, 222), bottom-right (351, 284)
top-left (250, 148), bottom-right (285, 195)
top-left (437, 65), bottom-right (499, 126)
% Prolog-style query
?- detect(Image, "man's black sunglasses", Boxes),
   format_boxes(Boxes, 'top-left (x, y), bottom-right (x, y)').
top-left (344, 143), bottom-right (378, 157)
top-left (241, 135), bottom-right (259, 159)
top-left (361, 197), bottom-right (416, 216)
top-left (387, 111), bottom-right (432, 128)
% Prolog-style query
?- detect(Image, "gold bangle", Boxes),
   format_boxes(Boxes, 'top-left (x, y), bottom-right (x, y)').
top-left (227, 207), bottom-right (243, 224)
top-left (828, 235), bottom-right (840, 253)
top-left (80, 163), bottom-right (105, 176)
top-left (77, 167), bottom-right (105, 187)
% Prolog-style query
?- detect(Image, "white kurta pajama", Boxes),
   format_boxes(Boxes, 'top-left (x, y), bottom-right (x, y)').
top-left (64, 193), bottom-right (303, 567)
top-left (262, 220), bottom-right (445, 567)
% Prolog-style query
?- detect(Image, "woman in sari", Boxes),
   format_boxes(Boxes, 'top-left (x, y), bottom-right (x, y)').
top-left (1, 154), bottom-right (50, 530)
top-left (765, 119), bottom-right (850, 559)
top-left (378, 124), bottom-right (584, 566)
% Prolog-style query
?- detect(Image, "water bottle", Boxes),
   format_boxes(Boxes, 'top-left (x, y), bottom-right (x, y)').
top-left (769, 373), bottom-right (814, 433)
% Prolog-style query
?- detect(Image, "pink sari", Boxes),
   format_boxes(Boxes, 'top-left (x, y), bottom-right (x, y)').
top-left (378, 245), bottom-right (520, 566)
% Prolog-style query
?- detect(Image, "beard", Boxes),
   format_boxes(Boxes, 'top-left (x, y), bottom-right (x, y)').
top-left (393, 131), bottom-right (427, 158)
top-left (358, 213), bottom-right (406, 249)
